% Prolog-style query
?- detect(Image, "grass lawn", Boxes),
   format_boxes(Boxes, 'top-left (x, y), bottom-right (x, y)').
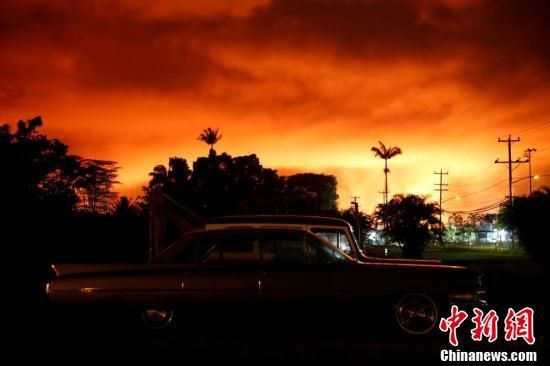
top-left (382, 244), bottom-right (528, 261)
top-left (375, 244), bottom-right (548, 305)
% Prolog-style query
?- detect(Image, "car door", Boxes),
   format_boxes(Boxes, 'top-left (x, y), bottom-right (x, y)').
top-left (174, 230), bottom-right (262, 303)
top-left (257, 230), bottom-right (359, 328)
top-left (258, 230), bottom-right (344, 301)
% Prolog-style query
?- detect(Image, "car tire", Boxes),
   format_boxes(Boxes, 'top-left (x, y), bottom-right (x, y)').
top-left (394, 293), bottom-right (439, 335)
top-left (141, 306), bottom-right (175, 329)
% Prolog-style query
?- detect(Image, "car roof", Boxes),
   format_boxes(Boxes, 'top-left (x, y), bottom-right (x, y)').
top-left (182, 226), bottom-right (314, 238)
top-left (207, 215), bottom-right (351, 227)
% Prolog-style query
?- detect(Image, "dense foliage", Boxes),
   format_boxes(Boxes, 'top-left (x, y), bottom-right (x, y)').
top-left (499, 188), bottom-right (550, 266)
top-left (375, 194), bottom-right (441, 258)
top-left (145, 154), bottom-right (340, 217)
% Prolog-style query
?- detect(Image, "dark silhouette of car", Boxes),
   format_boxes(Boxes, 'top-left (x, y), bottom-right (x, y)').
top-left (47, 227), bottom-right (486, 334)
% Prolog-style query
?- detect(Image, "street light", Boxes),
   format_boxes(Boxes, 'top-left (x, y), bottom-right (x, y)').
top-left (512, 174), bottom-right (547, 184)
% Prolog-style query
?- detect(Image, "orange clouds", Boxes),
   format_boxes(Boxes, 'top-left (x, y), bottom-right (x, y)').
top-left (1, 0), bottom-right (549, 212)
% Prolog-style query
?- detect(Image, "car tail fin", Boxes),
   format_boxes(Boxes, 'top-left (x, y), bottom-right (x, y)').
top-left (50, 263), bottom-right (152, 276)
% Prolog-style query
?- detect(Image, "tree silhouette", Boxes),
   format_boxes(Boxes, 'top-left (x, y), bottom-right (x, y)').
top-left (1, 116), bottom-right (77, 211)
top-left (1, 117), bottom-right (143, 303)
top-left (113, 196), bottom-right (142, 217)
top-left (197, 127), bottom-right (222, 156)
top-left (168, 157), bottom-right (191, 185)
top-left (375, 194), bottom-right (440, 258)
top-left (144, 151), bottom-right (340, 217)
top-left (499, 187), bottom-right (550, 266)
top-left (285, 173), bottom-right (339, 214)
top-left (148, 164), bottom-right (168, 187)
top-left (1, 116), bottom-right (120, 214)
top-left (340, 208), bottom-right (374, 247)
top-left (371, 141), bottom-right (402, 206)
top-left (73, 159), bottom-right (119, 214)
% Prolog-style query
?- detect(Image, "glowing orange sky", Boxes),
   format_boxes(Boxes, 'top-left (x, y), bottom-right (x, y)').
top-left (2, 0), bottom-right (549, 212)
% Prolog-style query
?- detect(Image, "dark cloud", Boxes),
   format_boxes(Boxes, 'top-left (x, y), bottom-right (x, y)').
top-left (1, 0), bottom-right (549, 209)
top-left (1, 0), bottom-right (549, 96)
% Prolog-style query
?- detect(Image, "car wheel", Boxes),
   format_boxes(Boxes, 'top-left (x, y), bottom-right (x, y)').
top-left (141, 307), bottom-right (175, 329)
top-left (395, 293), bottom-right (438, 335)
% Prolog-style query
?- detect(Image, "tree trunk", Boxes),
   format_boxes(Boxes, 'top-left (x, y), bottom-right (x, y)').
top-left (384, 158), bottom-right (388, 205)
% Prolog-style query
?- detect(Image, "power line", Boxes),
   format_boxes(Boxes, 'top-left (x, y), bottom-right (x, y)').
top-left (456, 179), bottom-right (507, 199)
top-left (449, 157), bottom-right (523, 188)
top-left (444, 199), bottom-right (507, 215)
top-left (445, 162), bottom-right (526, 210)
top-left (449, 165), bottom-right (506, 187)
top-left (445, 196), bottom-right (507, 210)
top-left (443, 163), bottom-right (524, 209)
top-left (452, 121), bottom-right (547, 168)
top-left (513, 120), bottom-right (550, 135)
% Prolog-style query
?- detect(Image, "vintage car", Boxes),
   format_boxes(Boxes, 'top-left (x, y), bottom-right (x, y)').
top-left (47, 226), bottom-right (486, 334)
top-left (205, 215), bottom-right (442, 264)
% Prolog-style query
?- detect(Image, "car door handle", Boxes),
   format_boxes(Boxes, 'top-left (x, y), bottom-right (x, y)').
top-left (182, 272), bottom-right (192, 290)
top-left (258, 271), bottom-right (267, 293)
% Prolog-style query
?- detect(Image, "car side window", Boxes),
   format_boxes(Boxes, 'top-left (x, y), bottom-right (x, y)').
top-left (261, 232), bottom-right (305, 264)
top-left (169, 231), bottom-right (349, 265)
top-left (170, 233), bottom-right (260, 264)
top-left (170, 236), bottom-right (201, 264)
top-left (260, 231), bottom-right (345, 265)
top-left (199, 232), bottom-right (261, 265)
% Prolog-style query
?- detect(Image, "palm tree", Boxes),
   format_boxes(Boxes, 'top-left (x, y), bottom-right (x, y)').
top-left (448, 213), bottom-right (464, 227)
top-left (197, 128), bottom-right (222, 156)
top-left (148, 164), bottom-right (168, 187)
top-left (374, 194), bottom-right (440, 258)
top-left (371, 141), bottom-right (402, 206)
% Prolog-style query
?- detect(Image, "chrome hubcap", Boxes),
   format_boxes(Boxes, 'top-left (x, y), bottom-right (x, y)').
top-left (395, 294), bottom-right (438, 334)
top-left (142, 308), bottom-right (174, 329)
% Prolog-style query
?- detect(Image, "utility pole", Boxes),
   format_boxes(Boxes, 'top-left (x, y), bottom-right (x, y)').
top-left (496, 135), bottom-right (528, 250)
top-left (351, 196), bottom-right (361, 247)
top-left (495, 135), bottom-right (528, 206)
top-left (434, 169), bottom-right (449, 234)
top-left (524, 148), bottom-right (537, 195)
